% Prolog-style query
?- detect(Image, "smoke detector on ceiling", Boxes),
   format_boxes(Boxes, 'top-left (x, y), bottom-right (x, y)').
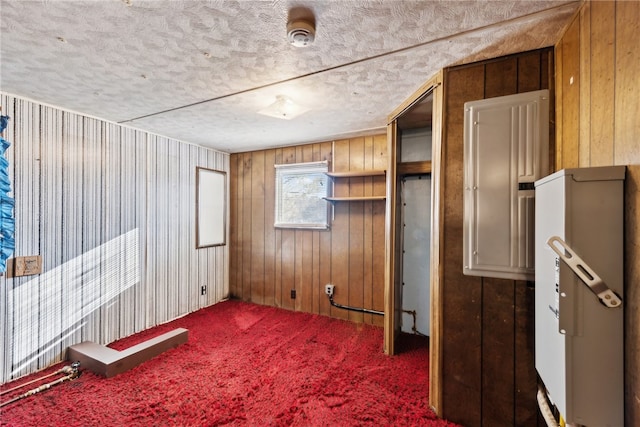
top-left (287, 19), bottom-right (315, 47)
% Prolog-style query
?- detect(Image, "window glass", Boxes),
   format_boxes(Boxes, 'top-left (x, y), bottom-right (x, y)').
top-left (275, 161), bottom-right (329, 229)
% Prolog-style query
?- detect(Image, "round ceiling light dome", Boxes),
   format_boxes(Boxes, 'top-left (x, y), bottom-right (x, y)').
top-left (287, 19), bottom-right (315, 47)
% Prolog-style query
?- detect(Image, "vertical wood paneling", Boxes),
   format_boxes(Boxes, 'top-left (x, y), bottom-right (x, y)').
top-left (273, 149), bottom-right (283, 308)
top-left (485, 57), bottom-right (518, 98)
top-left (235, 152), bottom-right (245, 300)
top-left (299, 145), bottom-right (314, 314)
top-left (280, 147), bottom-right (296, 311)
top-left (579, 3), bottom-right (592, 168)
top-left (242, 153), bottom-right (253, 302)
top-left (228, 154), bottom-right (237, 297)
top-left (0, 94), bottom-right (229, 384)
top-left (372, 134), bottom-right (386, 327)
top-left (441, 48), bottom-right (553, 427)
top-left (318, 142), bottom-right (333, 318)
top-left (590, 1), bottom-right (616, 166)
top-left (561, 15), bottom-right (581, 169)
top-left (543, 49), bottom-right (555, 173)
top-left (348, 138), bottom-right (365, 323)
top-left (517, 51), bottom-right (542, 93)
top-left (555, 2), bottom-right (640, 424)
top-left (229, 136), bottom-right (386, 326)
top-left (514, 284), bottom-right (538, 426)
top-left (442, 63), bottom-right (485, 427)
top-left (481, 278), bottom-right (515, 427)
top-left (363, 137), bottom-right (375, 326)
top-left (229, 153), bottom-right (240, 299)
top-left (293, 147), bottom-right (304, 312)
top-left (555, 40), bottom-right (564, 171)
top-left (263, 149), bottom-right (276, 307)
top-left (614, 1), bottom-right (640, 165)
top-left (250, 151), bottom-right (265, 305)
top-left (330, 140), bottom-right (351, 321)
top-left (310, 143), bottom-right (325, 315)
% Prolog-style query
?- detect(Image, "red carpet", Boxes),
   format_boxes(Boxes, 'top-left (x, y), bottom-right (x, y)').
top-left (1, 300), bottom-right (460, 426)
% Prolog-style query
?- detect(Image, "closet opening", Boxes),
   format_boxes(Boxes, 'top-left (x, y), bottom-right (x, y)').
top-left (385, 72), bottom-right (443, 412)
top-left (390, 91), bottom-right (434, 351)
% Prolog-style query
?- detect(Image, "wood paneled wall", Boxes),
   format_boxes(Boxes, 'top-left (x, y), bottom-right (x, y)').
top-left (229, 135), bottom-right (386, 326)
top-left (555, 2), bottom-right (640, 425)
top-left (0, 94), bottom-right (229, 384)
top-left (440, 48), bottom-right (553, 427)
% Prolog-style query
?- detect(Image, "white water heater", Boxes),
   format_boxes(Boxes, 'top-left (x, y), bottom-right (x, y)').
top-left (535, 166), bottom-right (625, 427)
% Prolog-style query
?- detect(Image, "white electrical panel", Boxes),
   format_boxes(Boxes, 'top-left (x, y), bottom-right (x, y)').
top-left (463, 89), bottom-right (549, 280)
top-left (535, 166), bottom-right (625, 427)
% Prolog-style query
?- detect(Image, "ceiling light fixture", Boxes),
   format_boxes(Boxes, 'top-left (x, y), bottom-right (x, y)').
top-left (258, 95), bottom-right (310, 120)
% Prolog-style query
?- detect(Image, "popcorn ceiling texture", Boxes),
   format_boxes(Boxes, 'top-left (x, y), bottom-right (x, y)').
top-left (0, 0), bottom-right (579, 152)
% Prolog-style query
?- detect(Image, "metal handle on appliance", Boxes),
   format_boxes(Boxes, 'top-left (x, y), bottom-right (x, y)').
top-left (547, 236), bottom-right (622, 308)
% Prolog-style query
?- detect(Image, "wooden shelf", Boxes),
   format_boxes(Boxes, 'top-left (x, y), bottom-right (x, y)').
top-left (397, 161), bottom-right (431, 175)
top-left (324, 196), bottom-right (386, 202)
top-left (325, 169), bottom-right (386, 202)
top-left (325, 170), bottom-right (386, 178)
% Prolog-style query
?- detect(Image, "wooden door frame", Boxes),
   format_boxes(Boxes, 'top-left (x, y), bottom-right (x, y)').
top-left (384, 121), bottom-right (398, 356)
top-left (384, 71), bottom-right (444, 416)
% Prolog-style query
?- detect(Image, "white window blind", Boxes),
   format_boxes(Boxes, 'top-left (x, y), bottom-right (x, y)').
top-left (275, 161), bottom-right (329, 229)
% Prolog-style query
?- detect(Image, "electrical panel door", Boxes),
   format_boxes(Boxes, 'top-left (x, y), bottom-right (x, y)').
top-left (463, 89), bottom-right (549, 280)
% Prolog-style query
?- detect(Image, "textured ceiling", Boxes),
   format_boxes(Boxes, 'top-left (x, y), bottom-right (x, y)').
top-left (0, 0), bottom-right (579, 153)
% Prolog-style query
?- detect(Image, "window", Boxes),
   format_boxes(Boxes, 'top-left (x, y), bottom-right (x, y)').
top-left (275, 161), bottom-right (329, 229)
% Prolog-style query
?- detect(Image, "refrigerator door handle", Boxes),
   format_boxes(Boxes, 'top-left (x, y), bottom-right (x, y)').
top-left (547, 236), bottom-right (622, 308)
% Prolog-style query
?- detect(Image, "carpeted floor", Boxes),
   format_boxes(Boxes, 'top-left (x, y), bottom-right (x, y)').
top-left (1, 300), bottom-right (460, 426)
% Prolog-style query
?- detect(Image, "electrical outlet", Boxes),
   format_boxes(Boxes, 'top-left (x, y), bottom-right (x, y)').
top-left (201, 285), bottom-right (207, 295)
top-left (291, 289), bottom-right (296, 299)
top-left (325, 284), bottom-right (334, 296)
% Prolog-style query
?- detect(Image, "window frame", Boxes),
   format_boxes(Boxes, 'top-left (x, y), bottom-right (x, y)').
top-left (274, 161), bottom-right (330, 230)
top-left (195, 167), bottom-right (227, 248)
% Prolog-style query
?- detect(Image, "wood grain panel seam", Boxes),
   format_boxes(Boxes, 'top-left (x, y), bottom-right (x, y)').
top-left (612, 0), bottom-right (618, 163)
